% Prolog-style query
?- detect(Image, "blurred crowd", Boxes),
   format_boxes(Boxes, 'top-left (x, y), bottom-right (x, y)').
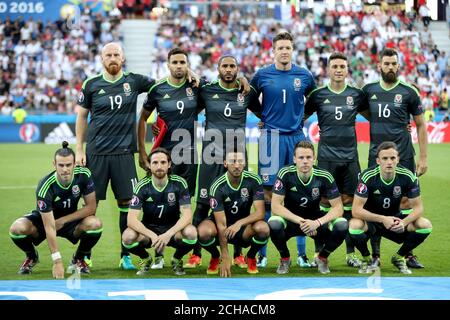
top-left (0, 10), bottom-right (121, 115)
top-left (152, 4), bottom-right (449, 118)
top-left (0, 2), bottom-right (449, 118)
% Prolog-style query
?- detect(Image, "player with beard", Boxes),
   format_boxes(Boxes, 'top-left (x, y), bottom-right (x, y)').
top-left (122, 148), bottom-right (197, 276)
top-left (361, 48), bottom-right (428, 269)
top-left (75, 42), bottom-right (156, 270)
top-left (191, 55), bottom-right (261, 269)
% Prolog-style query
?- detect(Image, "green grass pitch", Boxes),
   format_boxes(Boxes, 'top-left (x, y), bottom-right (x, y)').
top-left (0, 143), bottom-right (449, 279)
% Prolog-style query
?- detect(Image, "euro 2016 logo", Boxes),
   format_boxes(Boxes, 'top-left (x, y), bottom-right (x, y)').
top-left (357, 183), bottom-right (367, 194)
top-left (131, 195), bottom-right (140, 206)
top-left (210, 198), bottom-right (218, 209)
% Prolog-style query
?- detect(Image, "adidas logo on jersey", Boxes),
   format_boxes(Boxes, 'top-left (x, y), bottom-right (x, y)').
top-left (371, 94), bottom-right (377, 100)
top-left (323, 99), bottom-right (331, 104)
top-left (98, 89), bottom-right (106, 94)
top-left (163, 94), bottom-right (171, 99)
top-left (374, 190), bottom-right (381, 194)
top-left (212, 94), bottom-right (220, 99)
top-left (54, 196), bottom-right (61, 201)
top-left (146, 197), bottom-right (154, 202)
top-left (44, 122), bottom-right (76, 144)
top-left (290, 186), bottom-right (297, 191)
top-left (225, 197), bottom-right (231, 202)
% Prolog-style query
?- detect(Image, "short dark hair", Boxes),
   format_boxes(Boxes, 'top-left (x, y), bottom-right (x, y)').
top-left (294, 140), bottom-right (315, 155)
top-left (218, 55), bottom-right (238, 67)
top-left (273, 32), bottom-right (294, 48)
top-left (380, 48), bottom-right (398, 60)
top-left (168, 47), bottom-right (188, 61)
top-left (328, 52), bottom-right (347, 63)
top-left (376, 141), bottom-right (398, 157)
top-left (54, 141), bottom-right (75, 160)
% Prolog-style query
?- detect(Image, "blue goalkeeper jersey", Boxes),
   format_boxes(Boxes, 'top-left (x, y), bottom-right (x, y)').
top-left (250, 63), bottom-right (316, 134)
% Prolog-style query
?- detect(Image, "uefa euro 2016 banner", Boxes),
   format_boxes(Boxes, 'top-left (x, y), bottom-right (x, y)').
top-left (0, 0), bottom-right (111, 22)
top-left (0, 118), bottom-right (449, 144)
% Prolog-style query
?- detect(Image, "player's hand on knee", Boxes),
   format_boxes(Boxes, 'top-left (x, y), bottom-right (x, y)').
top-left (52, 261), bottom-right (64, 279)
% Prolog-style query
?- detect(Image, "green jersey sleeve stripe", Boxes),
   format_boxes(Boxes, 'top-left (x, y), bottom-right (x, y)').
top-left (361, 167), bottom-right (380, 181)
top-left (400, 81), bottom-right (420, 97)
top-left (313, 168), bottom-right (334, 180)
top-left (170, 175), bottom-right (188, 188)
top-left (243, 171), bottom-right (262, 184)
top-left (147, 78), bottom-right (167, 94)
top-left (74, 168), bottom-right (92, 177)
top-left (306, 85), bottom-right (326, 98)
top-left (210, 175), bottom-right (227, 196)
top-left (81, 73), bottom-right (102, 90)
top-left (38, 176), bottom-right (56, 198)
top-left (395, 168), bottom-right (417, 181)
top-left (278, 166), bottom-right (296, 178)
top-left (361, 169), bottom-right (380, 183)
top-left (314, 172), bottom-right (334, 183)
top-left (134, 177), bottom-right (151, 194)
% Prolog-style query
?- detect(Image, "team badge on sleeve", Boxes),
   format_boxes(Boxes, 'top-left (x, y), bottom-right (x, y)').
top-left (77, 92), bottom-right (84, 103)
top-left (37, 200), bottom-right (46, 211)
top-left (274, 179), bottom-right (283, 191)
top-left (357, 183), bottom-right (368, 194)
top-left (131, 195), bottom-right (140, 206)
top-left (210, 198), bottom-right (218, 209)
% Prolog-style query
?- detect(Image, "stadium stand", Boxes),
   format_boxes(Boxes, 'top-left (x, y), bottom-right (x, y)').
top-left (0, 1), bottom-right (448, 119)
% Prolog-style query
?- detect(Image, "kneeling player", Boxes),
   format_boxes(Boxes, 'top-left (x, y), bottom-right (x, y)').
top-left (197, 150), bottom-right (269, 277)
top-left (9, 141), bottom-right (102, 278)
top-left (122, 148), bottom-right (197, 276)
top-left (350, 141), bottom-right (432, 274)
top-left (269, 141), bottom-right (347, 274)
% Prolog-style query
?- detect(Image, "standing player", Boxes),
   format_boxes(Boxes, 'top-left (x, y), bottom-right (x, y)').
top-left (187, 55), bottom-right (261, 269)
top-left (122, 148), bottom-right (197, 276)
top-left (305, 52), bottom-right (366, 268)
top-left (9, 142), bottom-right (102, 278)
top-left (75, 42), bottom-right (155, 270)
top-left (197, 150), bottom-right (269, 277)
top-left (349, 142), bottom-right (432, 274)
top-left (138, 48), bottom-right (201, 196)
top-left (251, 32), bottom-right (316, 268)
top-left (269, 141), bottom-right (347, 274)
top-left (361, 48), bottom-right (428, 269)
